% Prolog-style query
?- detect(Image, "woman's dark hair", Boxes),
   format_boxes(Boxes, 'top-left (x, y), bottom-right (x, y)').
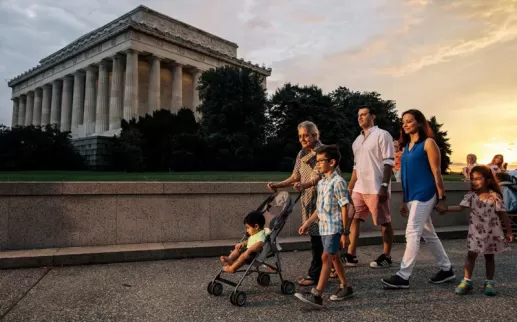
top-left (470, 165), bottom-right (502, 196)
top-left (244, 211), bottom-right (265, 229)
top-left (398, 109), bottom-right (434, 149)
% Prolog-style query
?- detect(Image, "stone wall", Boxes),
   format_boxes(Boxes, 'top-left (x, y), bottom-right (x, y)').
top-left (0, 182), bottom-right (470, 251)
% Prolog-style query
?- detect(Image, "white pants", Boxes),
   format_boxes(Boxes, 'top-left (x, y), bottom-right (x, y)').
top-left (397, 195), bottom-right (452, 280)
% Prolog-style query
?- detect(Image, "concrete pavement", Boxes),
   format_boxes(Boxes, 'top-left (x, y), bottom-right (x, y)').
top-left (1, 239), bottom-right (516, 321)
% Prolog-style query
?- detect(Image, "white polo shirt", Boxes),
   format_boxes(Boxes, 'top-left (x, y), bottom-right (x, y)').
top-left (352, 126), bottom-right (395, 194)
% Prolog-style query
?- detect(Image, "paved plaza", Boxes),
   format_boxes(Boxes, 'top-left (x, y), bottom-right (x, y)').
top-left (1, 239), bottom-right (516, 321)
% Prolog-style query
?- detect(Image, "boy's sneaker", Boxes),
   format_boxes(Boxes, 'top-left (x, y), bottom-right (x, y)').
top-left (341, 252), bottom-right (358, 267)
top-left (483, 280), bottom-right (496, 296)
top-left (381, 275), bottom-right (410, 289)
top-left (429, 268), bottom-right (456, 284)
top-left (330, 285), bottom-right (354, 301)
top-left (294, 289), bottom-right (323, 309)
top-left (370, 254), bottom-right (392, 268)
top-left (455, 279), bottom-right (473, 295)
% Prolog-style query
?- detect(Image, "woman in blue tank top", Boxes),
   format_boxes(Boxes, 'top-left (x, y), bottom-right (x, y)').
top-left (381, 109), bottom-right (455, 289)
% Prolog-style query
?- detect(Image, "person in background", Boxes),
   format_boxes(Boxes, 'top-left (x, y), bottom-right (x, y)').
top-left (487, 154), bottom-right (507, 175)
top-left (461, 154), bottom-right (478, 181)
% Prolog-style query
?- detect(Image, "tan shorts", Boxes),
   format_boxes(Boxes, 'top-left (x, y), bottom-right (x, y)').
top-left (351, 192), bottom-right (391, 226)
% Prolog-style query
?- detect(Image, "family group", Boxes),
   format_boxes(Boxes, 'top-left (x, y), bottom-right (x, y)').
top-left (242, 106), bottom-right (513, 309)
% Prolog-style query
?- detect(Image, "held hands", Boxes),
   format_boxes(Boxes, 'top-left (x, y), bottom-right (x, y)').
top-left (435, 199), bottom-right (448, 214)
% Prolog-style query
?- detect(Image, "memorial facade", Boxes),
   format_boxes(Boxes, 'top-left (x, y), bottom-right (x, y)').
top-left (7, 5), bottom-right (271, 138)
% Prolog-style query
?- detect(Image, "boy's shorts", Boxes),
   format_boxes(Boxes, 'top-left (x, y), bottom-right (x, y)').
top-left (321, 233), bottom-right (341, 254)
top-left (239, 248), bottom-right (258, 264)
top-left (351, 191), bottom-right (391, 226)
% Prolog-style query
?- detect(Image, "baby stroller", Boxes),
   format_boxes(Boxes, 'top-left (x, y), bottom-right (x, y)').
top-left (206, 191), bottom-right (301, 306)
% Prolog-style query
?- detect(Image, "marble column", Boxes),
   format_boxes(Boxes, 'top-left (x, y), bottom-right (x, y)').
top-left (109, 55), bottom-right (123, 130)
top-left (60, 76), bottom-right (74, 132)
top-left (71, 71), bottom-right (86, 131)
top-left (50, 80), bottom-right (62, 127)
top-left (24, 92), bottom-right (34, 126)
top-left (123, 50), bottom-right (138, 120)
top-left (11, 98), bottom-right (19, 127)
top-left (41, 84), bottom-right (52, 126)
top-left (33, 88), bottom-right (42, 126)
top-left (148, 55), bottom-right (161, 114)
top-left (171, 64), bottom-right (183, 112)
top-left (95, 61), bottom-right (110, 133)
top-left (192, 69), bottom-right (202, 116)
top-left (83, 66), bottom-right (97, 135)
top-left (18, 95), bottom-right (26, 126)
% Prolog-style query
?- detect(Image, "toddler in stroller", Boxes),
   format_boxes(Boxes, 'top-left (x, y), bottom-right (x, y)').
top-left (207, 191), bottom-right (299, 306)
top-left (220, 211), bottom-right (266, 273)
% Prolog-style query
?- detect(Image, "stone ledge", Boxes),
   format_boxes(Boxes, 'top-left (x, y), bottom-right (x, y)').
top-left (0, 226), bottom-right (469, 269)
top-left (0, 181), bottom-right (471, 196)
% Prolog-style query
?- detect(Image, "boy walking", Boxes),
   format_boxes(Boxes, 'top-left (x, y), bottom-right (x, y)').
top-left (294, 144), bottom-right (354, 309)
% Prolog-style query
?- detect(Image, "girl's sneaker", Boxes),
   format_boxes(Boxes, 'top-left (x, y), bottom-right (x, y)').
top-left (455, 279), bottom-right (473, 295)
top-left (483, 280), bottom-right (496, 296)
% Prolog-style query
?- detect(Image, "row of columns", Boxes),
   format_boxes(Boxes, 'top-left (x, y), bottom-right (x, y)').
top-left (11, 50), bottom-right (202, 135)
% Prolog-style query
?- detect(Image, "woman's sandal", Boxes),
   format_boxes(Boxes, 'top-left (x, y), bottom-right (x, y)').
top-left (297, 276), bottom-right (316, 286)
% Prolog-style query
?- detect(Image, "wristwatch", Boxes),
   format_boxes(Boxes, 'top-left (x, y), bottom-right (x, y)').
top-left (381, 182), bottom-right (389, 188)
top-left (438, 195), bottom-right (446, 200)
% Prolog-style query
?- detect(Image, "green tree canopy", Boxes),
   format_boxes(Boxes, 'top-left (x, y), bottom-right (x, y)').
top-left (428, 116), bottom-right (452, 174)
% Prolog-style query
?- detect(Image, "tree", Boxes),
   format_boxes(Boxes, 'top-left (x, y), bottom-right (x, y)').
top-left (0, 124), bottom-right (85, 170)
top-left (197, 66), bottom-right (268, 170)
top-left (428, 116), bottom-right (452, 174)
top-left (112, 108), bottom-right (201, 171)
top-left (267, 83), bottom-right (347, 169)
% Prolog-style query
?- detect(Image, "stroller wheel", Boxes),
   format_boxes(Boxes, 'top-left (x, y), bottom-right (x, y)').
top-left (232, 291), bottom-right (246, 307)
top-left (207, 282), bottom-right (213, 295)
top-left (257, 273), bottom-right (271, 286)
top-left (281, 280), bottom-right (295, 295)
top-left (211, 282), bottom-right (223, 296)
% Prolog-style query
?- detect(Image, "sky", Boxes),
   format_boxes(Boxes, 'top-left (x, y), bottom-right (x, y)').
top-left (0, 0), bottom-right (516, 168)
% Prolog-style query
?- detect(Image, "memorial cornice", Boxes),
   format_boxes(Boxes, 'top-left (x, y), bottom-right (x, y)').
top-left (130, 21), bottom-right (272, 76)
top-left (8, 6), bottom-right (270, 87)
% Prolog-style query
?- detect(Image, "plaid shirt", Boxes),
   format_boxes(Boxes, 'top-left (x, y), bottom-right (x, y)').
top-left (316, 170), bottom-right (350, 236)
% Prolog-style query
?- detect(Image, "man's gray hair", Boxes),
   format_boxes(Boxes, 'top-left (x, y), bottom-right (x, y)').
top-left (297, 121), bottom-right (320, 139)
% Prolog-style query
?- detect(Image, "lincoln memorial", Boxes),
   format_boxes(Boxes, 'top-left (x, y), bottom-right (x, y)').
top-left (7, 5), bottom-right (271, 139)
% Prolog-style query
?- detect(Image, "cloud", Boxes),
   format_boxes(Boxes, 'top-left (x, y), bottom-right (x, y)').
top-left (0, 0), bottom-right (516, 164)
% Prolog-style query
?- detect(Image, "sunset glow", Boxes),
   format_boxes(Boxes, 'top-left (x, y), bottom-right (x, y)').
top-left (0, 0), bottom-right (516, 169)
